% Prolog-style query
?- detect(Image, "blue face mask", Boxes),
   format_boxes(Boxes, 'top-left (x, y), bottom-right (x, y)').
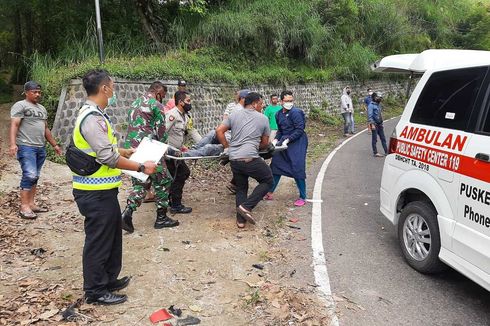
top-left (108, 93), bottom-right (117, 106)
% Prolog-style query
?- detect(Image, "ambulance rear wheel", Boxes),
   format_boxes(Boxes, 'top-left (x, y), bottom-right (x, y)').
top-left (398, 201), bottom-right (446, 274)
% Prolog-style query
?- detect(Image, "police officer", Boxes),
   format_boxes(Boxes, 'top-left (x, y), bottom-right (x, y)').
top-left (120, 82), bottom-right (179, 233)
top-left (72, 70), bottom-right (157, 305)
top-left (165, 90), bottom-right (193, 214)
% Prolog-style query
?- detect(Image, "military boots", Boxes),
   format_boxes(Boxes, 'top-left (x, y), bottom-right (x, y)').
top-left (155, 208), bottom-right (180, 229)
top-left (121, 206), bottom-right (135, 233)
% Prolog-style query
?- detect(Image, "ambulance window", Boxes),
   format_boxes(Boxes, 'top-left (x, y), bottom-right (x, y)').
top-left (410, 66), bottom-right (487, 131)
top-left (483, 103), bottom-right (490, 134)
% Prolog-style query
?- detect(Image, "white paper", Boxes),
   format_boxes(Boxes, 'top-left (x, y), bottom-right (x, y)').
top-left (122, 138), bottom-right (168, 182)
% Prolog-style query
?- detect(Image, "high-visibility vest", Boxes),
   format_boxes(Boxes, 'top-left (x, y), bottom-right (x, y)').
top-left (72, 105), bottom-right (122, 190)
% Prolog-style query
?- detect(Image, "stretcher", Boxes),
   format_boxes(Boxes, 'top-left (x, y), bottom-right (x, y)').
top-left (165, 144), bottom-right (288, 161)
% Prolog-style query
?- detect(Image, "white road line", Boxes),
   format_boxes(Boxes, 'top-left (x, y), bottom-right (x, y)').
top-left (311, 117), bottom-right (399, 325)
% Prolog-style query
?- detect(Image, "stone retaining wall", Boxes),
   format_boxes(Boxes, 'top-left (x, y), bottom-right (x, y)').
top-left (52, 78), bottom-right (408, 148)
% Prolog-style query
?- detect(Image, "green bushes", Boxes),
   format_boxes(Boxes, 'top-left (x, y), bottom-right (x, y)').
top-left (309, 108), bottom-right (342, 126)
top-left (0, 77), bottom-right (12, 103)
top-left (27, 0), bottom-right (490, 116)
top-left (186, 0), bottom-right (331, 65)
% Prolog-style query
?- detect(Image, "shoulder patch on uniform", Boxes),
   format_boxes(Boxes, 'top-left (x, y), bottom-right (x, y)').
top-left (169, 116), bottom-right (175, 121)
top-left (97, 119), bottom-right (108, 132)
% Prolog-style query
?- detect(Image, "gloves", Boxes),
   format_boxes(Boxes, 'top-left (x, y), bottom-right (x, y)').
top-left (271, 139), bottom-right (278, 146)
top-left (282, 139), bottom-right (290, 146)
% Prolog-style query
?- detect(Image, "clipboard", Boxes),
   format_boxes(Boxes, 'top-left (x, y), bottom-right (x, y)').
top-left (122, 138), bottom-right (168, 182)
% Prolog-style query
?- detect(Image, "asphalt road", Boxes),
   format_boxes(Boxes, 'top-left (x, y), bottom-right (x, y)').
top-left (322, 118), bottom-right (490, 326)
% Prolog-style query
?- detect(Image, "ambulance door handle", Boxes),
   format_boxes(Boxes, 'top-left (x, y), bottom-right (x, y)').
top-left (475, 153), bottom-right (490, 162)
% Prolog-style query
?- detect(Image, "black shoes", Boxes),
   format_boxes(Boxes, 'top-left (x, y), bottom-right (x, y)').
top-left (121, 206), bottom-right (135, 233)
top-left (155, 208), bottom-right (180, 228)
top-left (107, 276), bottom-right (131, 292)
top-left (86, 292), bottom-right (127, 305)
top-left (170, 205), bottom-right (192, 214)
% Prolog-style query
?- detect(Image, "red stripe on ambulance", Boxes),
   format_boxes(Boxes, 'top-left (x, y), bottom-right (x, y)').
top-left (395, 139), bottom-right (490, 183)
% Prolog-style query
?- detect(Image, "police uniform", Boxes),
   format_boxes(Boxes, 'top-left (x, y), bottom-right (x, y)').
top-left (72, 100), bottom-right (123, 300)
top-left (165, 107), bottom-right (191, 209)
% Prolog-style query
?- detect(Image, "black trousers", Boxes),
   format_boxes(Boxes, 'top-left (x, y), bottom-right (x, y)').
top-left (230, 158), bottom-right (273, 223)
top-left (166, 159), bottom-right (190, 207)
top-left (73, 188), bottom-right (122, 298)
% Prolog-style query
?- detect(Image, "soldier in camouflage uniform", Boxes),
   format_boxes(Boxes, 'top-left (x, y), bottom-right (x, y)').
top-left (120, 82), bottom-right (179, 233)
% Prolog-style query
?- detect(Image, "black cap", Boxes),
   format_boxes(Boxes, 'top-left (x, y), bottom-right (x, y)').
top-left (24, 81), bottom-right (41, 92)
top-left (177, 80), bottom-right (186, 86)
top-left (238, 89), bottom-right (251, 99)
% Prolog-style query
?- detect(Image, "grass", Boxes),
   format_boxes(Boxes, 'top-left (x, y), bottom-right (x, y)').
top-left (45, 140), bottom-right (66, 165)
top-left (0, 93), bottom-right (11, 104)
top-left (258, 250), bottom-right (272, 262)
top-left (0, 75), bottom-right (12, 104)
top-left (30, 47), bottom-right (341, 117)
top-left (245, 289), bottom-right (262, 306)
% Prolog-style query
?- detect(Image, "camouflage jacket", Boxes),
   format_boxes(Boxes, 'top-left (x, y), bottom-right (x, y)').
top-left (124, 93), bottom-right (168, 149)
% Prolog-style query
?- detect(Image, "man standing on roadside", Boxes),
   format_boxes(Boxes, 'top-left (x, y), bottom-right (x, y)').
top-left (165, 90), bottom-right (193, 214)
top-left (368, 92), bottom-right (388, 157)
top-left (9, 81), bottom-right (62, 220)
top-left (216, 92), bottom-right (273, 228)
top-left (120, 81), bottom-right (179, 234)
top-left (72, 69), bottom-right (157, 305)
top-left (364, 88), bottom-right (373, 134)
top-left (340, 86), bottom-right (355, 136)
top-left (263, 94), bottom-right (282, 140)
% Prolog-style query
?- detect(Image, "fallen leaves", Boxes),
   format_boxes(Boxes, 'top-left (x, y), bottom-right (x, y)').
top-left (245, 283), bottom-right (331, 325)
top-left (0, 278), bottom-right (68, 325)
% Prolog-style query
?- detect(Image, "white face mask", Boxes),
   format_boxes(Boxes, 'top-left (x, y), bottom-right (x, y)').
top-left (283, 102), bottom-right (294, 110)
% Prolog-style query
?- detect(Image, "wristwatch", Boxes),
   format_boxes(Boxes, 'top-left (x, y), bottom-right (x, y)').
top-left (137, 163), bottom-right (145, 173)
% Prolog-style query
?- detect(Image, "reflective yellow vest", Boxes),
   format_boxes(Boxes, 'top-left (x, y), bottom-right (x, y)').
top-left (72, 105), bottom-right (122, 190)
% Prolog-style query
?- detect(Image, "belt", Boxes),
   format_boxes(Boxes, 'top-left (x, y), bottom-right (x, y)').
top-left (231, 158), bottom-right (254, 163)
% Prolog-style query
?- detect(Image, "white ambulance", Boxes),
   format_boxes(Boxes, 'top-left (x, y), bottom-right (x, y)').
top-left (374, 49), bottom-right (490, 291)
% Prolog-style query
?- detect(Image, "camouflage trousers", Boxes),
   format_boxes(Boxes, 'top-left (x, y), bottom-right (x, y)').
top-left (127, 163), bottom-right (172, 211)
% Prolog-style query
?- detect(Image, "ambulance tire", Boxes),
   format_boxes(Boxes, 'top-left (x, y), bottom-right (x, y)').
top-left (398, 201), bottom-right (447, 274)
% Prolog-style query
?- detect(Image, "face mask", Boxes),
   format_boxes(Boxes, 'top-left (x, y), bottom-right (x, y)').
top-left (183, 103), bottom-right (192, 112)
top-left (283, 102), bottom-right (294, 110)
top-left (108, 93), bottom-right (117, 106)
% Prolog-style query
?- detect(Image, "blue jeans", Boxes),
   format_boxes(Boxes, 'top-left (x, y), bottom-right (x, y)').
top-left (342, 112), bottom-right (354, 134)
top-left (17, 145), bottom-right (46, 190)
top-left (372, 124), bottom-right (388, 155)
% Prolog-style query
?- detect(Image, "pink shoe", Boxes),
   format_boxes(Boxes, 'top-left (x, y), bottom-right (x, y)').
top-left (263, 193), bottom-right (274, 200)
top-left (294, 199), bottom-right (306, 207)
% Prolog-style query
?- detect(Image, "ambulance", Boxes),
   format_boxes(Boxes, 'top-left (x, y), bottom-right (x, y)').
top-left (373, 49), bottom-right (490, 291)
